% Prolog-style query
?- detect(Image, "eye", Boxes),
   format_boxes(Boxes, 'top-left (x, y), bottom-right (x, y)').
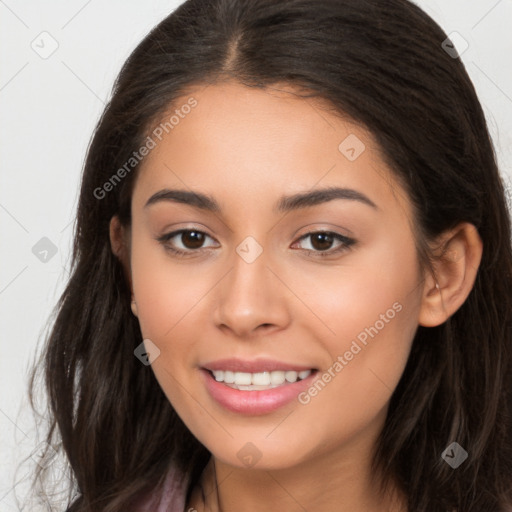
top-left (292, 231), bottom-right (356, 257)
top-left (156, 228), bottom-right (356, 258)
top-left (156, 229), bottom-right (218, 256)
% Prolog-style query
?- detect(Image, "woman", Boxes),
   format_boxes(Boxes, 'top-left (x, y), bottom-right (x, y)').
top-left (30, 0), bottom-right (512, 510)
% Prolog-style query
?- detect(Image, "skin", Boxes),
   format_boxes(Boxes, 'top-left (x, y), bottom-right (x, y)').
top-left (110, 81), bottom-right (483, 512)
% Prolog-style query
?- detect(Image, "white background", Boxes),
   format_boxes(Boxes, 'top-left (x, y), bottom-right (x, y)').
top-left (1, 0), bottom-right (511, 509)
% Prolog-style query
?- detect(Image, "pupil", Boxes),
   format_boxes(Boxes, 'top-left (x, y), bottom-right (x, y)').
top-left (312, 233), bottom-right (333, 251)
top-left (183, 231), bottom-right (204, 249)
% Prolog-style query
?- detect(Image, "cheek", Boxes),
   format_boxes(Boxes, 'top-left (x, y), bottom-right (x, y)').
top-left (295, 301), bottom-right (416, 454)
top-left (292, 233), bottom-right (421, 403)
top-left (292, 230), bottom-right (420, 343)
top-left (130, 237), bottom-right (211, 341)
top-left (129, 243), bottom-right (202, 406)
top-left (129, 237), bottom-right (221, 407)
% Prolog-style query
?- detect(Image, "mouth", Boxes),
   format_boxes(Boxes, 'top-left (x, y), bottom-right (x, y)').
top-left (204, 368), bottom-right (316, 391)
top-left (200, 360), bottom-right (319, 415)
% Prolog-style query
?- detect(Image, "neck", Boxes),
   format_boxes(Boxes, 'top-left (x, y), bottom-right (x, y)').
top-left (187, 423), bottom-right (407, 512)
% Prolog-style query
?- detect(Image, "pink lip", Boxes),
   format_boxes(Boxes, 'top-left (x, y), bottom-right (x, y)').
top-left (202, 358), bottom-right (316, 373)
top-left (200, 367), bottom-right (318, 415)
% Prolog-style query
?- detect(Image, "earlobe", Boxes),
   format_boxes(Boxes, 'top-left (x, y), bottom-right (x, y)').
top-left (418, 222), bottom-right (483, 327)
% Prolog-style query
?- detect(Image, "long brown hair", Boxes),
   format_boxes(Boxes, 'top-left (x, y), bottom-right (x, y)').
top-left (29, 0), bottom-right (512, 510)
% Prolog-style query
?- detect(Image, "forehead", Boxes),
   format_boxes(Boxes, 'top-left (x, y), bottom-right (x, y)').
top-left (132, 81), bottom-right (413, 223)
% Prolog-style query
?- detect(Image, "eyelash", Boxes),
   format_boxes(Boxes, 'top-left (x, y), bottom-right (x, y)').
top-left (156, 228), bottom-right (356, 259)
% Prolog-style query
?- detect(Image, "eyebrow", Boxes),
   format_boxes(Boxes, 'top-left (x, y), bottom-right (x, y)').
top-left (144, 186), bottom-right (378, 213)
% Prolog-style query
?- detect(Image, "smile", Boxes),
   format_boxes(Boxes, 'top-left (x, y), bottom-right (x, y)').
top-left (200, 364), bottom-right (319, 414)
top-left (209, 369), bottom-right (313, 390)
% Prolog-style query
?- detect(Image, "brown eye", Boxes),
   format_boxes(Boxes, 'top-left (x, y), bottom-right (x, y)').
top-left (309, 232), bottom-right (335, 251)
top-left (156, 229), bottom-right (218, 256)
top-left (293, 231), bottom-right (356, 258)
top-left (181, 230), bottom-right (205, 249)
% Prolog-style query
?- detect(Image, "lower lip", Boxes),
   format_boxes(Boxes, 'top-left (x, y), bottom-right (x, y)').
top-left (200, 368), bottom-right (318, 415)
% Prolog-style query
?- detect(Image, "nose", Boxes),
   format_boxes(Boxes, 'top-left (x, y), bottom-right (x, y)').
top-left (213, 243), bottom-right (291, 338)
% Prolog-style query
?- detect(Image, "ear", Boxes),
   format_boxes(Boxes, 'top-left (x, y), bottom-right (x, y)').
top-left (109, 215), bottom-right (134, 303)
top-left (418, 222), bottom-right (483, 327)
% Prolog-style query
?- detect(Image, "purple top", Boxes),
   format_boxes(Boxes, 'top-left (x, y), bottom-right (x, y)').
top-left (135, 461), bottom-right (190, 512)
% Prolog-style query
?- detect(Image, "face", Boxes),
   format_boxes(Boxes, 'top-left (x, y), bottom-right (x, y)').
top-left (125, 81), bottom-right (426, 471)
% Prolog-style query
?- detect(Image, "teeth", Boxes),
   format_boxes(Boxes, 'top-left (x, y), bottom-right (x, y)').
top-left (285, 371), bottom-right (298, 382)
top-left (224, 371), bottom-right (235, 383)
top-left (252, 372), bottom-right (271, 385)
top-left (211, 369), bottom-right (312, 389)
top-left (270, 371), bottom-right (286, 385)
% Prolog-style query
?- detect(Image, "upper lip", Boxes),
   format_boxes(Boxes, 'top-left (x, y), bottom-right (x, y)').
top-left (202, 358), bottom-right (317, 373)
